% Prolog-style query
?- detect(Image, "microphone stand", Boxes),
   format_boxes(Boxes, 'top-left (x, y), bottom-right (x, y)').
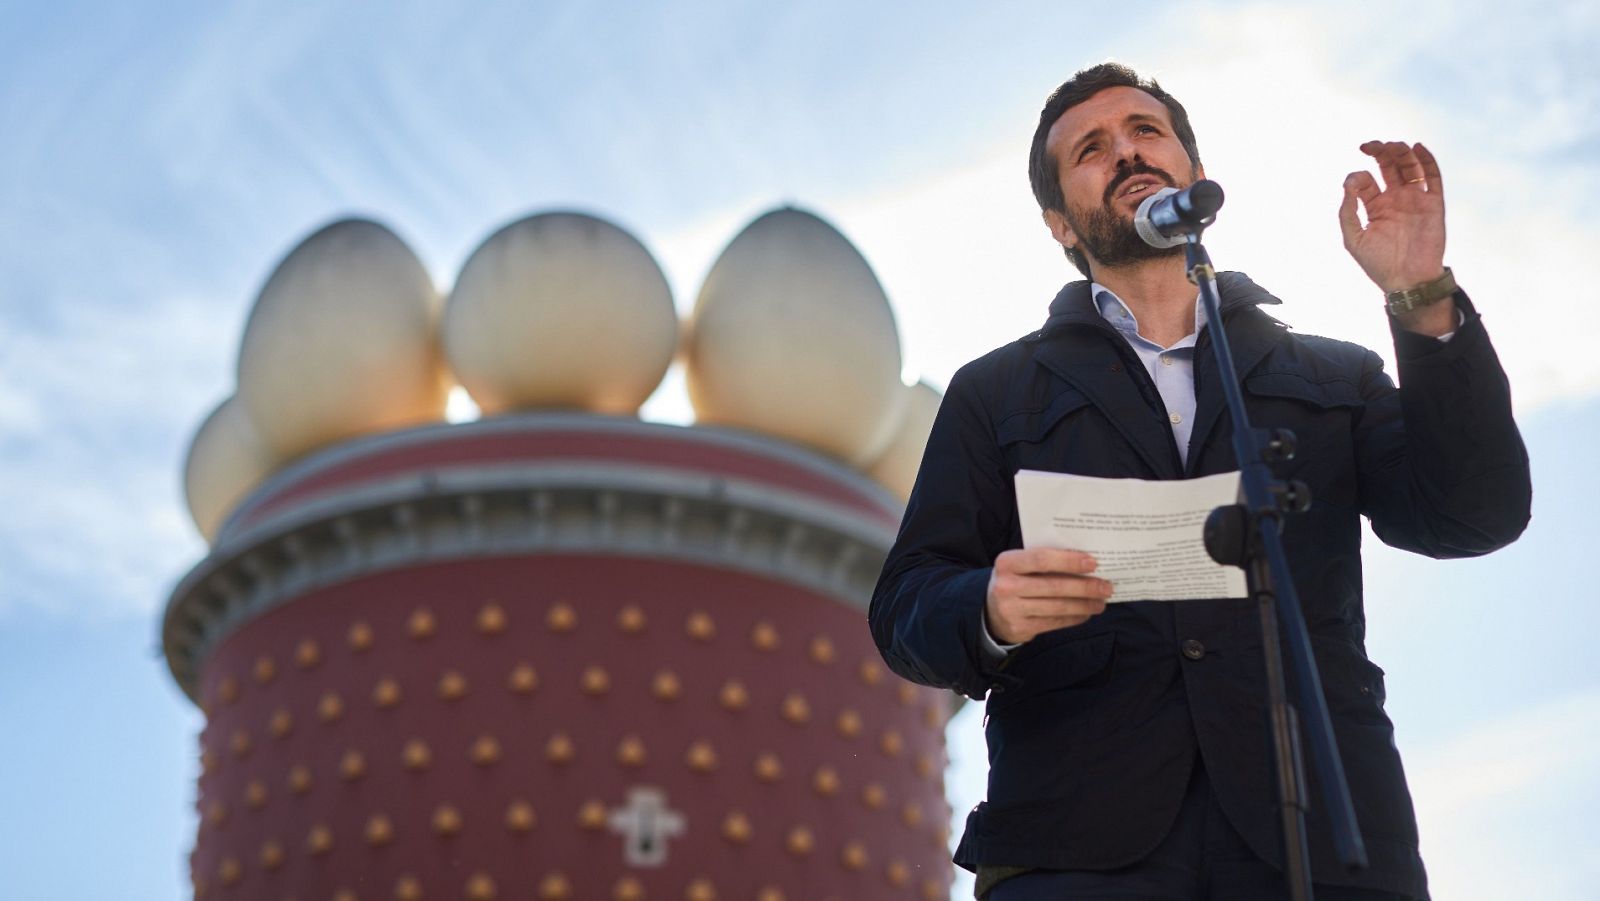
top-left (1186, 234), bottom-right (1369, 899)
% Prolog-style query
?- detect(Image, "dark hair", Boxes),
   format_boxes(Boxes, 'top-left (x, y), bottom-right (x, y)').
top-left (1028, 63), bottom-right (1201, 276)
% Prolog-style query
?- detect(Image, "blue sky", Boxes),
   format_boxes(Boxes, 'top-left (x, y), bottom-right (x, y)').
top-left (2, 2), bottom-right (1597, 899)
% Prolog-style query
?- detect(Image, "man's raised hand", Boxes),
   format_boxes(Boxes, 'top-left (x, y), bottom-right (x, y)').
top-left (1338, 140), bottom-right (1447, 294)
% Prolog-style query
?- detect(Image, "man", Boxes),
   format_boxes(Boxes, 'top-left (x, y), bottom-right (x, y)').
top-left (869, 63), bottom-right (1530, 900)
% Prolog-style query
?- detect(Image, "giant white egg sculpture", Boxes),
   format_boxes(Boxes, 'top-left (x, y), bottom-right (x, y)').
top-left (236, 218), bottom-right (448, 459)
top-left (442, 211), bottom-right (677, 416)
top-left (867, 380), bottom-right (944, 500)
top-left (183, 395), bottom-right (280, 542)
top-left (685, 208), bottom-right (904, 465)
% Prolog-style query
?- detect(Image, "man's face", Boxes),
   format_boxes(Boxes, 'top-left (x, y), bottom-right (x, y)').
top-left (1043, 85), bottom-right (1202, 271)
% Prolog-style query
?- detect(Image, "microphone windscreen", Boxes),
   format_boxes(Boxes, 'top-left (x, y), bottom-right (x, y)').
top-left (1187, 180), bottom-right (1225, 219)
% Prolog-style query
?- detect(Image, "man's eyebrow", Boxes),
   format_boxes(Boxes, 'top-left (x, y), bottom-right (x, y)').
top-left (1067, 113), bottom-right (1167, 159)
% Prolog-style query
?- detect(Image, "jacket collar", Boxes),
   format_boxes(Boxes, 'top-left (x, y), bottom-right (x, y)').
top-left (1036, 270), bottom-right (1282, 336)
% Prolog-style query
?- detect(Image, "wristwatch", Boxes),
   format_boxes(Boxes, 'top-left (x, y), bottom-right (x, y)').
top-left (1384, 267), bottom-right (1456, 316)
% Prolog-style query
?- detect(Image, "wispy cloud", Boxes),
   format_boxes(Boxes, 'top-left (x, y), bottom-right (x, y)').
top-left (0, 287), bottom-right (225, 621)
top-left (1406, 690), bottom-right (1600, 900)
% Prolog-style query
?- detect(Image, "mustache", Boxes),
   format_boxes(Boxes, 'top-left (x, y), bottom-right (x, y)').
top-left (1104, 163), bottom-right (1178, 206)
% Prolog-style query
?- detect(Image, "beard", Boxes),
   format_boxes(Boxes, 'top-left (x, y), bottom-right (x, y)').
top-left (1064, 162), bottom-right (1190, 269)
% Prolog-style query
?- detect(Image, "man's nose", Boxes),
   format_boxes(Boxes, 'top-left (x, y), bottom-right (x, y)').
top-left (1111, 135), bottom-right (1142, 166)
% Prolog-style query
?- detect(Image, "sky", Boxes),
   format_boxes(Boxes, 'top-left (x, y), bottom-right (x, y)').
top-left (1, 1), bottom-right (1597, 899)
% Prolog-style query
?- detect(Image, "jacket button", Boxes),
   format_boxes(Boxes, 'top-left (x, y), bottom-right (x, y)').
top-left (1181, 639), bottom-right (1206, 661)
top-left (1109, 362), bottom-right (1123, 373)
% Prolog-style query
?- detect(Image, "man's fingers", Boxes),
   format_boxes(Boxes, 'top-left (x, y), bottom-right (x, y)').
top-left (993, 570), bottom-right (1112, 601)
top-left (1415, 142), bottom-right (1445, 199)
top-left (1379, 141), bottom-right (1412, 189)
top-left (999, 547), bottom-right (1098, 575)
top-left (1362, 140), bottom-right (1431, 192)
top-left (1010, 573), bottom-right (1115, 599)
top-left (990, 551), bottom-right (1112, 642)
top-left (988, 569), bottom-right (1112, 641)
top-left (1361, 139), bottom-right (1403, 190)
top-left (1344, 170), bottom-right (1380, 210)
top-left (1388, 141), bottom-right (1426, 187)
top-left (1338, 177), bottom-right (1363, 245)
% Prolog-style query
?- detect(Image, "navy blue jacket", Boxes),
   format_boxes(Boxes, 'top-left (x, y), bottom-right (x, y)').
top-left (869, 273), bottom-right (1531, 897)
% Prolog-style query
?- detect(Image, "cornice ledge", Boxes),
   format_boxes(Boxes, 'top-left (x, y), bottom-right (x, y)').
top-left (162, 462), bottom-right (898, 702)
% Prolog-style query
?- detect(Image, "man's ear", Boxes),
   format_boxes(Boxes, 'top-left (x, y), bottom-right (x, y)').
top-left (1043, 208), bottom-right (1077, 251)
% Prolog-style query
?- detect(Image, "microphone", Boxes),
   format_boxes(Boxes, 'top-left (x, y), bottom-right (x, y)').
top-left (1134, 179), bottom-right (1225, 248)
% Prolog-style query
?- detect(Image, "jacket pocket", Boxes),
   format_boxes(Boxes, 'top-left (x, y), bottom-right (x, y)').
top-left (1309, 633), bottom-right (1389, 723)
top-left (996, 387), bottom-right (1107, 476)
top-left (1244, 372), bottom-right (1364, 411)
top-left (1244, 372), bottom-right (1364, 509)
top-left (995, 387), bottom-right (1093, 447)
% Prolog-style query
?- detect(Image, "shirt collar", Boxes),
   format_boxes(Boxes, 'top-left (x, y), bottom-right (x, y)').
top-left (1091, 281), bottom-right (1208, 340)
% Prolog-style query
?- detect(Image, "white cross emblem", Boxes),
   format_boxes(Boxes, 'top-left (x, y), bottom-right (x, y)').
top-left (607, 787), bottom-right (686, 867)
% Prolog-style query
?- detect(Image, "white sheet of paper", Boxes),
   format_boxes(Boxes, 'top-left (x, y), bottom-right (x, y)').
top-left (1014, 469), bottom-right (1247, 602)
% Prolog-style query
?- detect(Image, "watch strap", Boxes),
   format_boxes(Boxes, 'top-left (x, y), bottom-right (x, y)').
top-left (1385, 267), bottom-right (1457, 315)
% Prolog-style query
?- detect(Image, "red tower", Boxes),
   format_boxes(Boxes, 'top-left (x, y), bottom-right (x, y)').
top-left (164, 414), bottom-right (956, 900)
